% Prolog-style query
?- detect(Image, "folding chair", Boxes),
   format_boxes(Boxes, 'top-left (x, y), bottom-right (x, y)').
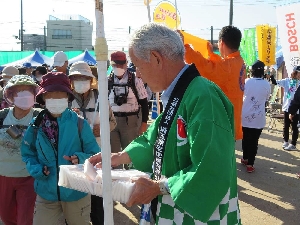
top-left (267, 103), bottom-right (284, 132)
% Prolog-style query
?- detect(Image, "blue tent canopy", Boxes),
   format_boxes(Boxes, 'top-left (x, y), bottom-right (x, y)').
top-left (2, 50), bottom-right (53, 68)
top-left (68, 49), bottom-right (97, 65)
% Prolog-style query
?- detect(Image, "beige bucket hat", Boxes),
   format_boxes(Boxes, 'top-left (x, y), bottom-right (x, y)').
top-left (69, 61), bottom-right (97, 89)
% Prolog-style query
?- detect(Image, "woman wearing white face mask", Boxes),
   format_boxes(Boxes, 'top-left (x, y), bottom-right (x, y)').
top-left (0, 75), bottom-right (42, 225)
top-left (69, 61), bottom-right (116, 144)
top-left (69, 61), bottom-right (116, 225)
top-left (21, 72), bottom-right (100, 225)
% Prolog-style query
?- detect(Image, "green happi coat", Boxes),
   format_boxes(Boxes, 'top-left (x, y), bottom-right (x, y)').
top-left (125, 65), bottom-right (241, 225)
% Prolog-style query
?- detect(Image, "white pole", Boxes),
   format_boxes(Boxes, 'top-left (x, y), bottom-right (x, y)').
top-left (94, 1), bottom-right (114, 224)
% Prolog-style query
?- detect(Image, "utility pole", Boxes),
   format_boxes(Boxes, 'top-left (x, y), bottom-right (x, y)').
top-left (229, 0), bottom-right (233, 25)
top-left (21, 0), bottom-right (24, 51)
top-left (44, 26), bottom-right (47, 51)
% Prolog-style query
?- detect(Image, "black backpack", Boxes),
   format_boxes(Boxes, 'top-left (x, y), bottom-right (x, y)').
top-left (108, 70), bottom-right (139, 101)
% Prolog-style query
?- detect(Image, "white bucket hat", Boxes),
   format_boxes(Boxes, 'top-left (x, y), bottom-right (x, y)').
top-left (69, 61), bottom-right (97, 89)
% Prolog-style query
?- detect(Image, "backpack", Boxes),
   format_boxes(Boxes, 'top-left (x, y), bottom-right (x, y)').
top-left (30, 109), bottom-right (85, 150)
top-left (69, 89), bottom-right (99, 120)
top-left (108, 70), bottom-right (139, 102)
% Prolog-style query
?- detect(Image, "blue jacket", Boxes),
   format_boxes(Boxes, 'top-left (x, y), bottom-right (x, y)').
top-left (21, 109), bottom-right (100, 202)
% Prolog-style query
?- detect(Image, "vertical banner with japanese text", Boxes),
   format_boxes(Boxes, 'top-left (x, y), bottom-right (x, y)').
top-left (245, 28), bottom-right (257, 66)
top-left (276, 3), bottom-right (300, 75)
top-left (262, 26), bottom-right (276, 66)
top-left (256, 25), bottom-right (265, 61)
top-left (256, 25), bottom-right (276, 66)
top-left (239, 31), bottom-right (247, 63)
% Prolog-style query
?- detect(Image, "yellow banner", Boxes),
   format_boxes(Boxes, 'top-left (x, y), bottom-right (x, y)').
top-left (256, 25), bottom-right (265, 61)
top-left (262, 26), bottom-right (276, 66)
top-left (153, 1), bottom-right (181, 30)
top-left (256, 25), bottom-right (276, 65)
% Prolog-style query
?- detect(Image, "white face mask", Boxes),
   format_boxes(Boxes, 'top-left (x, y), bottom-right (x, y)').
top-left (73, 80), bottom-right (91, 94)
top-left (45, 98), bottom-right (68, 115)
top-left (14, 91), bottom-right (35, 110)
top-left (113, 68), bottom-right (126, 76)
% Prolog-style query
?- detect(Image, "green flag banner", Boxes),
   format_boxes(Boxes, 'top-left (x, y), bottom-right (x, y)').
top-left (243, 28), bottom-right (257, 66)
top-left (240, 30), bottom-right (247, 63)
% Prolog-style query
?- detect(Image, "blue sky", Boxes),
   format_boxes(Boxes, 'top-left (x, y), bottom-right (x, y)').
top-left (0, 0), bottom-right (298, 51)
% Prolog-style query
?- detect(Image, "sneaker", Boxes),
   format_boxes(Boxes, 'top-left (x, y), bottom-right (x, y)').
top-left (284, 144), bottom-right (297, 151)
top-left (282, 141), bottom-right (289, 149)
top-left (247, 166), bottom-right (255, 173)
top-left (241, 158), bottom-right (248, 166)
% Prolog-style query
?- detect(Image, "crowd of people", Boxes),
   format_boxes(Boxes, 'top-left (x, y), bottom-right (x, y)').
top-left (0, 22), bottom-right (296, 225)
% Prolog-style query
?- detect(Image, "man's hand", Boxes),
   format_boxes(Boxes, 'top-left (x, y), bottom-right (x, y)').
top-left (138, 122), bottom-right (147, 135)
top-left (93, 124), bottom-right (100, 137)
top-left (89, 153), bottom-right (102, 166)
top-left (43, 166), bottom-right (50, 176)
top-left (289, 114), bottom-right (294, 122)
top-left (63, 155), bottom-right (79, 165)
top-left (89, 152), bottom-right (131, 168)
top-left (126, 177), bottom-right (161, 207)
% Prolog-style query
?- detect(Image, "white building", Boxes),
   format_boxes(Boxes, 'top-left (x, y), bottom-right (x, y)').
top-left (46, 15), bottom-right (93, 51)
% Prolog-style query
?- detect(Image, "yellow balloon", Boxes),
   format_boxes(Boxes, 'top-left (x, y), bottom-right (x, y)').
top-left (153, 1), bottom-right (181, 30)
top-left (144, 0), bottom-right (152, 5)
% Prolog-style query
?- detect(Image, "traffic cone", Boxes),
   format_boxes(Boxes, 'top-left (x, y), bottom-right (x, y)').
top-left (151, 96), bottom-right (158, 119)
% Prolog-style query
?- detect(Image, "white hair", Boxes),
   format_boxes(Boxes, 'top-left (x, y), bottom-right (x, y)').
top-left (129, 23), bottom-right (185, 62)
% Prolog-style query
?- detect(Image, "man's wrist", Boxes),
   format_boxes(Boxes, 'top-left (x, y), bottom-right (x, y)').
top-left (119, 151), bottom-right (132, 164)
top-left (158, 178), bottom-right (170, 195)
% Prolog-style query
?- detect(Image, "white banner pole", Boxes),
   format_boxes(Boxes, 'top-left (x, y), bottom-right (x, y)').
top-left (94, 0), bottom-right (114, 224)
